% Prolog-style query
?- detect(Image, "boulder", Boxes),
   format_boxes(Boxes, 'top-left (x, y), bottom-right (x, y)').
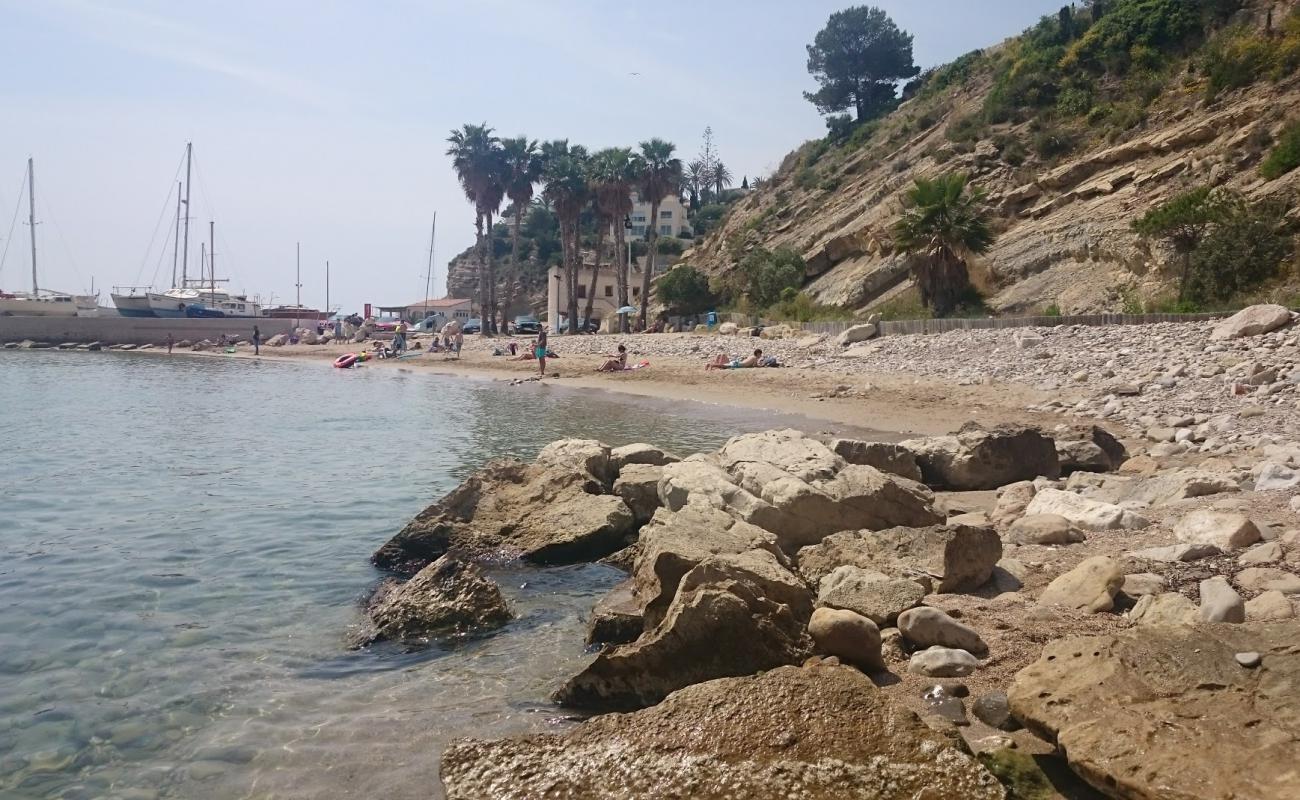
top-left (1009, 622), bottom-right (1300, 800)
top-left (901, 423), bottom-right (1060, 490)
top-left (1101, 469), bottom-right (1239, 507)
top-left (266, 333), bottom-right (288, 346)
top-left (1209, 303), bottom-right (1294, 340)
top-left (372, 459), bottom-right (635, 573)
top-left (1236, 567), bottom-right (1300, 594)
top-left (1037, 556), bottom-right (1124, 612)
top-left (909, 646), bottom-right (979, 677)
top-left (1023, 488), bottom-right (1148, 531)
top-left (296, 328), bottom-right (319, 344)
top-left (1129, 542), bottom-right (1222, 563)
top-left (807, 607), bottom-right (883, 670)
top-left (1199, 576), bottom-right (1245, 623)
top-left (1255, 463), bottom-right (1300, 491)
top-left (360, 556), bottom-right (511, 645)
top-left (1240, 541), bottom-right (1284, 565)
top-left (717, 321), bottom-right (739, 335)
top-left (1246, 590), bottom-right (1296, 621)
top-left (536, 438), bottom-right (612, 485)
top-left (631, 504), bottom-right (783, 630)
top-left (553, 572), bottom-right (811, 711)
top-left (897, 606), bottom-right (987, 654)
top-left (1054, 425), bottom-right (1128, 474)
top-left (971, 691), bottom-right (1019, 731)
top-left (1007, 514), bottom-right (1086, 545)
top-left (612, 463), bottom-right (664, 524)
top-left (441, 664), bottom-right (1005, 800)
top-left (675, 549), bottom-right (813, 624)
top-left (835, 323), bottom-right (878, 346)
top-left (827, 438), bottom-right (923, 481)
top-left (609, 443), bottom-right (679, 474)
top-left (1129, 592), bottom-right (1197, 625)
top-left (1120, 572), bottom-right (1165, 597)
top-left (990, 481), bottom-right (1037, 525)
top-left (815, 566), bottom-right (925, 626)
top-left (586, 580), bottom-right (644, 645)
top-left (1174, 509), bottom-right (1261, 551)
top-left (797, 524), bottom-right (1002, 593)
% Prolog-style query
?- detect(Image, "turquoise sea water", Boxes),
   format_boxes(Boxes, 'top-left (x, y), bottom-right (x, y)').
top-left (0, 350), bottom-right (847, 799)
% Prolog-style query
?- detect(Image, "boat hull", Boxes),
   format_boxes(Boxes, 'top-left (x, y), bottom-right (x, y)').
top-left (0, 293), bottom-right (96, 317)
top-left (110, 293), bottom-right (157, 317)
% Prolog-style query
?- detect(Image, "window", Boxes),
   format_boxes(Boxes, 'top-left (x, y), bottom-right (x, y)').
top-left (577, 285), bottom-right (587, 299)
top-left (660, 224), bottom-right (673, 236)
top-left (632, 214), bottom-right (647, 223)
top-left (632, 226), bottom-right (646, 237)
top-left (604, 285), bottom-right (613, 297)
top-left (659, 210), bottom-right (672, 219)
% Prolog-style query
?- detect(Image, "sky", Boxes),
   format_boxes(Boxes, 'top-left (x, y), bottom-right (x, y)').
top-left (0, 0), bottom-right (1063, 312)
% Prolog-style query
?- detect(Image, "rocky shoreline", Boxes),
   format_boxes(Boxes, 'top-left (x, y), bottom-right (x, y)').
top-left (355, 303), bottom-right (1300, 799)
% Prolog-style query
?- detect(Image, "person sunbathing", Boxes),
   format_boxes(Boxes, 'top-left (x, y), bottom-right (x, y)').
top-left (705, 348), bottom-right (762, 370)
top-left (597, 345), bottom-right (628, 372)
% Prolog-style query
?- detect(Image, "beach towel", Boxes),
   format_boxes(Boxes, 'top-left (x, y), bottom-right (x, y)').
top-left (622, 360), bottom-right (650, 371)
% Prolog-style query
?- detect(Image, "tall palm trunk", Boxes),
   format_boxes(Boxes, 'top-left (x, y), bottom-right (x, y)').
top-left (583, 226), bottom-right (605, 328)
top-left (616, 224), bottom-right (629, 333)
top-left (566, 217), bottom-right (580, 334)
top-left (475, 210), bottom-right (489, 336)
top-left (503, 208), bottom-right (523, 334)
top-left (640, 198), bottom-right (660, 330)
top-left (484, 211), bottom-right (497, 335)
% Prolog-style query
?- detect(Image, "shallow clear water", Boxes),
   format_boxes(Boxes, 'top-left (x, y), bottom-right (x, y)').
top-left (0, 350), bottom-right (852, 799)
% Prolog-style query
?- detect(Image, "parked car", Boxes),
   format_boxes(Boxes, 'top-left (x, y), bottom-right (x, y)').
top-left (560, 317), bottom-right (601, 334)
top-left (513, 315), bottom-right (542, 335)
top-left (461, 318), bottom-right (482, 334)
top-left (413, 314), bottom-right (446, 331)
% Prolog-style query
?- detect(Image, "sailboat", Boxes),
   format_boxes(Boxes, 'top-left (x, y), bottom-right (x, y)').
top-left (112, 143), bottom-right (262, 318)
top-left (0, 158), bottom-right (98, 317)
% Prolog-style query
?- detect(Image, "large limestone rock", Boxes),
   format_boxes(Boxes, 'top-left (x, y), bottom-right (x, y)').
top-left (1209, 303), bottom-right (1294, 340)
top-left (442, 664), bottom-right (1005, 800)
top-left (835, 323), bottom-right (878, 346)
top-left (1023, 488), bottom-right (1148, 531)
top-left (1098, 469), bottom-right (1240, 508)
top-left (360, 556), bottom-right (511, 645)
top-left (631, 504), bottom-right (783, 630)
top-left (554, 571), bottom-right (811, 711)
top-left (898, 606), bottom-right (987, 654)
top-left (373, 459), bottom-right (635, 572)
top-left (1009, 622), bottom-right (1300, 800)
top-left (1054, 425), bottom-right (1128, 474)
top-left (1129, 591), bottom-right (1197, 625)
top-left (797, 524), bottom-right (1002, 593)
top-left (1007, 513), bottom-right (1086, 545)
top-left (1175, 509), bottom-right (1261, 551)
top-left (536, 438), bottom-right (612, 485)
top-left (901, 423), bottom-right (1061, 490)
top-left (815, 566), bottom-right (925, 626)
top-left (827, 438), bottom-right (923, 481)
top-left (660, 433), bottom-right (941, 552)
top-left (612, 463), bottom-right (663, 524)
top-left (609, 442), bottom-right (680, 474)
top-left (1038, 556), bottom-right (1124, 612)
top-left (990, 480), bottom-right (1037, 525)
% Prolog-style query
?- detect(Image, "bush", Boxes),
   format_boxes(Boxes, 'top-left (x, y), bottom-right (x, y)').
top-left (825, 113), bottom-right (856, 142)
top-left (820, 175), bottom-right (842, 193)
top-left (1043, 303), bottom-right (1063, 317)
top-left (946, 113), bottom-right (987, 144)
top-left (768, 291), bottom-right (853, 322)
top-left (1032, 128), bottom-right (1077, 159)
top-left (692, 203), bottom-right (729, 235)
top-left (655, 266), bottom-right (717, 316)
top-left (1188, 198), bottom-right (1293, 302)
top-left (794, 167), bottom-right (818, 190)
top-left (1260, 119), bottom-right (1300, 180)
top-left (1055, 86), bottom-right (1094, 116)
top-left (735, 247), bottom-right (807, 308)
top-left (1203, 26), bottom-right (1276, 98)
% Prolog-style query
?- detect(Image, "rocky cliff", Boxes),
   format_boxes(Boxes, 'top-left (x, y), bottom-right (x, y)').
top-left (683, 1), bottom-right (1300, 315)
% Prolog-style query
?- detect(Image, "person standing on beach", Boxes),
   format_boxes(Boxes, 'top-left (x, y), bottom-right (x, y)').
top-left (167, 333), bottom-right (174, 354)
top-left (393, 320), bottom-right (407, 353)
top-left (535, 328), bottom-right (548, 376)
top-left (252, 325), bottom-right (261, 356)
top-left (454, 326), bottom-right (464, 359)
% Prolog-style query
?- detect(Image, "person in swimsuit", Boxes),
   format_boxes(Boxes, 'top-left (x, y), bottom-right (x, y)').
top-left (597, 344), bottom-right (627, 372)
top-left (535, 328), bottom-right (549, 375)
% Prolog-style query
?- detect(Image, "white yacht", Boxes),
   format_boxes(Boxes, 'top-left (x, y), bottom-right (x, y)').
top-left (0, 159), bottom-right (98, 317)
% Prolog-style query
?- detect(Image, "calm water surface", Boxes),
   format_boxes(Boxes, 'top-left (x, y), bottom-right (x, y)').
top-left (0, 350), bottom-right (857, 799)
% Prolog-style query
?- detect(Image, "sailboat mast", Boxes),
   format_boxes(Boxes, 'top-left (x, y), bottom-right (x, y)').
top-left (27, 158), bottom-right (37, 295)
top-left (424, 212), bottom-right (436, 311)
top-left (295, 242), bottom-right (301, 308)
top-left (325, 260), bottom-right (330, 316)
top-left (209, 220), bottom-right (216, 304)
top-left (181, 142), bottom-right (192, 285)
top-left (171, 182), bottom-right (182, 287)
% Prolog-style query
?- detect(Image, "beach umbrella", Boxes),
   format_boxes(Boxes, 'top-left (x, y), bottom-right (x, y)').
top-left (616, 305), bottom-right (638, 315)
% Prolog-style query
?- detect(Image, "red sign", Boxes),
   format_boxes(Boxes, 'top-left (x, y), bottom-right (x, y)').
top-left (364, 303), bottom-right (372, 319)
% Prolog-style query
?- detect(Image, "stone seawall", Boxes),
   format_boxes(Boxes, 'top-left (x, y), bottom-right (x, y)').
top-left (0, 315), bottom-right (303, 346)
top-left (798, 311), bottom-right (1234, 337)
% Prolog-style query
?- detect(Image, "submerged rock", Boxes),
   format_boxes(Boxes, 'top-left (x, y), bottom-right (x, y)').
top-left (1009, 621), bottom-right (1300, 799)
top-left (442, 664), bottom-right (1004, 800)
top-left (359, 555), bottom-right (511, 645)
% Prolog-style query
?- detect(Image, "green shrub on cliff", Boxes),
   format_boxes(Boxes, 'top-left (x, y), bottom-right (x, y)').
top-left (1260, 118), bottom-right (1300, 181)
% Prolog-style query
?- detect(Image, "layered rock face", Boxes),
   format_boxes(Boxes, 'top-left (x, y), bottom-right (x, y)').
top-left (1010, 622), bottom-right (1300, 800)
top-left (443, 664), bottom-right (1005, 800)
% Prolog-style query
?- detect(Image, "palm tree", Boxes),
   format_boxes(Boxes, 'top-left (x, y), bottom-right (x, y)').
top-left (446, 123), bottom-right (502, 336)
top-left (588, 147), bottom-right (639, 332)
top-left (892, 173), bottom-right (995, 318)
top-left (541, 141), bottom-right (589, 333)
top-left (636, 138), bottom-right (683, 330)
top-left (499, 136), bottom-right (541, 334)
top-left (685, 159), bottom-right (707, 210)
top-left (712, 161), bottom-right (733, 198)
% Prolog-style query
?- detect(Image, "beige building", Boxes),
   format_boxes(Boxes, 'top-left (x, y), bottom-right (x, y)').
top-left (402, 296), bottom-right (473, 323)
top-left (628, 191), bottom-right (690, 239)
top-left (546, 261), bottom-right (650, 332)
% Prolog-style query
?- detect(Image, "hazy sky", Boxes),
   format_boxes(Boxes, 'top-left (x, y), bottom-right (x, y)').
top-left (0, 0), bottom-right (1062, 311)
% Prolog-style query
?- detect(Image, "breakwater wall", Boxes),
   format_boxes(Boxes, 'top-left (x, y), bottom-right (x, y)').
top-left (797, 311), bottom-right (1231, 337)
top-left (0, 315), bottom-right (304, 346)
